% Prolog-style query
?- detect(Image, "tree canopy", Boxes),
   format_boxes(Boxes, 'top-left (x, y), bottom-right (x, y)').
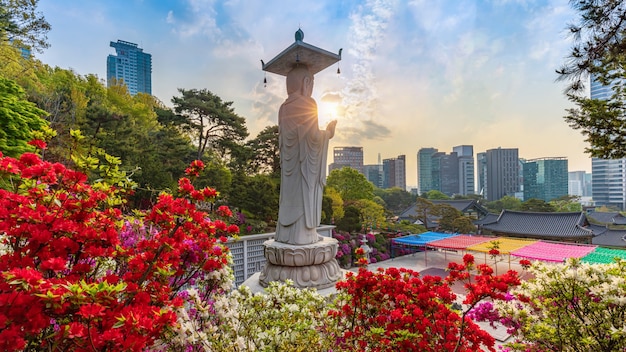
top-left (172, 88), bottom-right (248, 161)
top-left (484, 195), bottom-right (522, 213)
top-left (559, 0), bottom-right (626, 158)
top-left (520, 198), bottom-right (556, 213)
top-left (326, 167), bottom-right (375, 202)
top-left (425, 190), bottom-right (450, 200)
top-left (245, 125), bottom-right (279, 176)
top-left (0, 0), bottom-right (50, 52)
top-left (0, 77), bottom-right (48, 157)
top-left (374, 187), bottom-right (415, 215)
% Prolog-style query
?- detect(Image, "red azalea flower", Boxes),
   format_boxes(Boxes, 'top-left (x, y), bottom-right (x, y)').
top-left (519, 259), bottom-right (532, 268)
top-left (78, 303), bottom-right (105, 319)
top-left (27, 139), bottom-right (47, 150)
top-left (217, 205), bottom-right (232, 217)
top-left (184, 160), bottom-right (205, 176)
top-left (40, 258), bottom-right (66, 272)
top-left (67, 322), bottom-right (86, 339)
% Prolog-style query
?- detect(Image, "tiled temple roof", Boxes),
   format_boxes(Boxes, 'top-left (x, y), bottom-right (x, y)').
top-left (480, 210), bottom-right (592, 238)
top-left (586, 211), bottom-right (626, 225)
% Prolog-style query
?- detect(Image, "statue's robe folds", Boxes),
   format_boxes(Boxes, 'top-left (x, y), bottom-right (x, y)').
top-left (276, 95), bottom-right (330, 245)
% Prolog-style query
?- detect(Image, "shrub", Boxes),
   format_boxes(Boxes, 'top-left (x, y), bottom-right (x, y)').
top-left (0, 150), bottom-right (237, 351)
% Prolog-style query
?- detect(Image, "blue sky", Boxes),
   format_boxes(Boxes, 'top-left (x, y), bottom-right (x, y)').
top-left (38, 0), bottom-right (589, 187)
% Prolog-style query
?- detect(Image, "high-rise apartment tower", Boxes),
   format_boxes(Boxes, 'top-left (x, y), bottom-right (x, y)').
top-left (107, 40), bottom-right (152, 95)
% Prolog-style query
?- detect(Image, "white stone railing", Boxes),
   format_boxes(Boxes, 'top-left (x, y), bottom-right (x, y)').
top-left (226, 225), bottom-right (335, 286)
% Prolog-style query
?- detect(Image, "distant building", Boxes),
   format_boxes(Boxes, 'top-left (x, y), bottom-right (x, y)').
top-left (523, 157), bottom-right (568, 202)
top-left (437, 152), bottom-right (459, 196)
top-left (453, 145), bottom-right (475, 196)
top-left (363, 164), bottom-right (383, 188)
top-left (592, 158), bottom-right (626, 210)
top-left (107, 40), bottom-right (152, 95)
top-left (383, 155), bottom-right (406, 190)
top-left (484, 148), bottom-right (520, 201)
top-left (569, 171), bottom-right (592, 197)
top-left (417, 148), bottom-right (438, 195)
top-left (477, 152), bottom-right (487, 197)
top-left (418, 146), bottom-right (475, 197)
top-left (329, 146), bottom-right (363, 174)
top-left (590, 73), bottom-right (626, 210)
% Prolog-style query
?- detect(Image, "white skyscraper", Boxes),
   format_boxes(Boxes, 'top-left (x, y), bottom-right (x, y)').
top-left (590, 74), bottom-right (626, 209)
top-left (453, 145), bottom-right (475, 195)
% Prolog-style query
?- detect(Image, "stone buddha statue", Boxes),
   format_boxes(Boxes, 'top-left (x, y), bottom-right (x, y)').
top-left (258, 30), bottom-right (343, 289)
top-left (275, 65), bottom-right (336, 245)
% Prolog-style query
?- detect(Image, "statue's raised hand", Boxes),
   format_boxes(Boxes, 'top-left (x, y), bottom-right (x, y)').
top-left (326, 120), bottom-right (337, 139)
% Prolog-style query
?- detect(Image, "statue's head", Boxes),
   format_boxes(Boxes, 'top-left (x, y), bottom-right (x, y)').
top-left (286, 65), bottom-right (313, 97)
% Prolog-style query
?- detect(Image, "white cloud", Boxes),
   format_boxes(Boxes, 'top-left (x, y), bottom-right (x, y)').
top-left (336, 0), bottom-right (397, 143)
top-left (166, 10), bottom-right (175, 24)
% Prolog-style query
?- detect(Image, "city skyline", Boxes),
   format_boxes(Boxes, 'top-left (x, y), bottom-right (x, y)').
top-left (38, 0), bottom-right (592, 186)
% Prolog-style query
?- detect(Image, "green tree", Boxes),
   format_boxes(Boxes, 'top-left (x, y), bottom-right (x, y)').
top-left (374, 187), bottom-right (416, 215)
top-left (321, 195), bottom-right (333, 225)
top-left (452, 216), bottom-right (476, 234)
top-left (172, 88), bottom-right (248, 161)
top-left (550, 195), bottom-right (583, 212)
top-left (79, 85), bottom-right (164, 187)
top-left (425, 190), bottom-right (450, 200)
top-left (228, 172), bottom-right (278, 223)
top-left (484, 195), bottom-right (522, 213)
top-left (0, 38), bottom-right (40, 87)
top-left (0, 0), bottom-right (50, 52)
top-left (520, 198), bottom-right (556, 212)
top-left (0, 76), bottom-right (48, 157)
top-left (557, 0), bottom-right (626, 158)
top-left (326, 167), bottom-right (374, 202)
top-left (196, 155), bottom-right (232, 197)
top-left (453, 193), bottom-right (484, 201)
top-left (246, 125), bottom-right (279, 176)
top-left (391, 220), bottom-right (426, 235)
top-left (324, 186), bottom-right (344, 222)
top-left (413, 197), bottom-right (437, 227)
top-left (435, 204), bottom-right (463, 232)
top-left (29, 67), bottom-right (90, 163)
top-left (336, 205), bottom-right (361, 233)
top-left (353, 199), bottom-right (386, 231)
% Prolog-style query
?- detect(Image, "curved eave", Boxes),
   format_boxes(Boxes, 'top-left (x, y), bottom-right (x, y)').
top-left (262, 41), bottom-right (341, 76)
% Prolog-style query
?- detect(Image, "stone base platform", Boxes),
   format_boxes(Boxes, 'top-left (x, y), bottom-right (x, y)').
top-left (241, 271), bottom-right (346, 296)
top-left (259, 236), bottom-right (342, 289)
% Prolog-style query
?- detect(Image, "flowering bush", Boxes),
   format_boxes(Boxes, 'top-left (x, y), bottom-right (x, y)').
top-left (332, 232), bottom-right (357, 268)
top-left (333, 231), bottom-right (394, 268)
top-left (0, 149), bottom-right (237, 351)
top-left (327, 254), bottom-right (521, 352)
top-left (159, 280), bottom-right (333, 351)
top-left (492, 258), bottom-right (626, 351)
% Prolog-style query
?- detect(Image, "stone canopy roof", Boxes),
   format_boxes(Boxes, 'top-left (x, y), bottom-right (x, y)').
top-left (478, 210), bottom-right (593, 239)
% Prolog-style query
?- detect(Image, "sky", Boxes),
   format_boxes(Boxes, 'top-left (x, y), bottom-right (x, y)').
top-left (37, 0), bottom-right (592, 188)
